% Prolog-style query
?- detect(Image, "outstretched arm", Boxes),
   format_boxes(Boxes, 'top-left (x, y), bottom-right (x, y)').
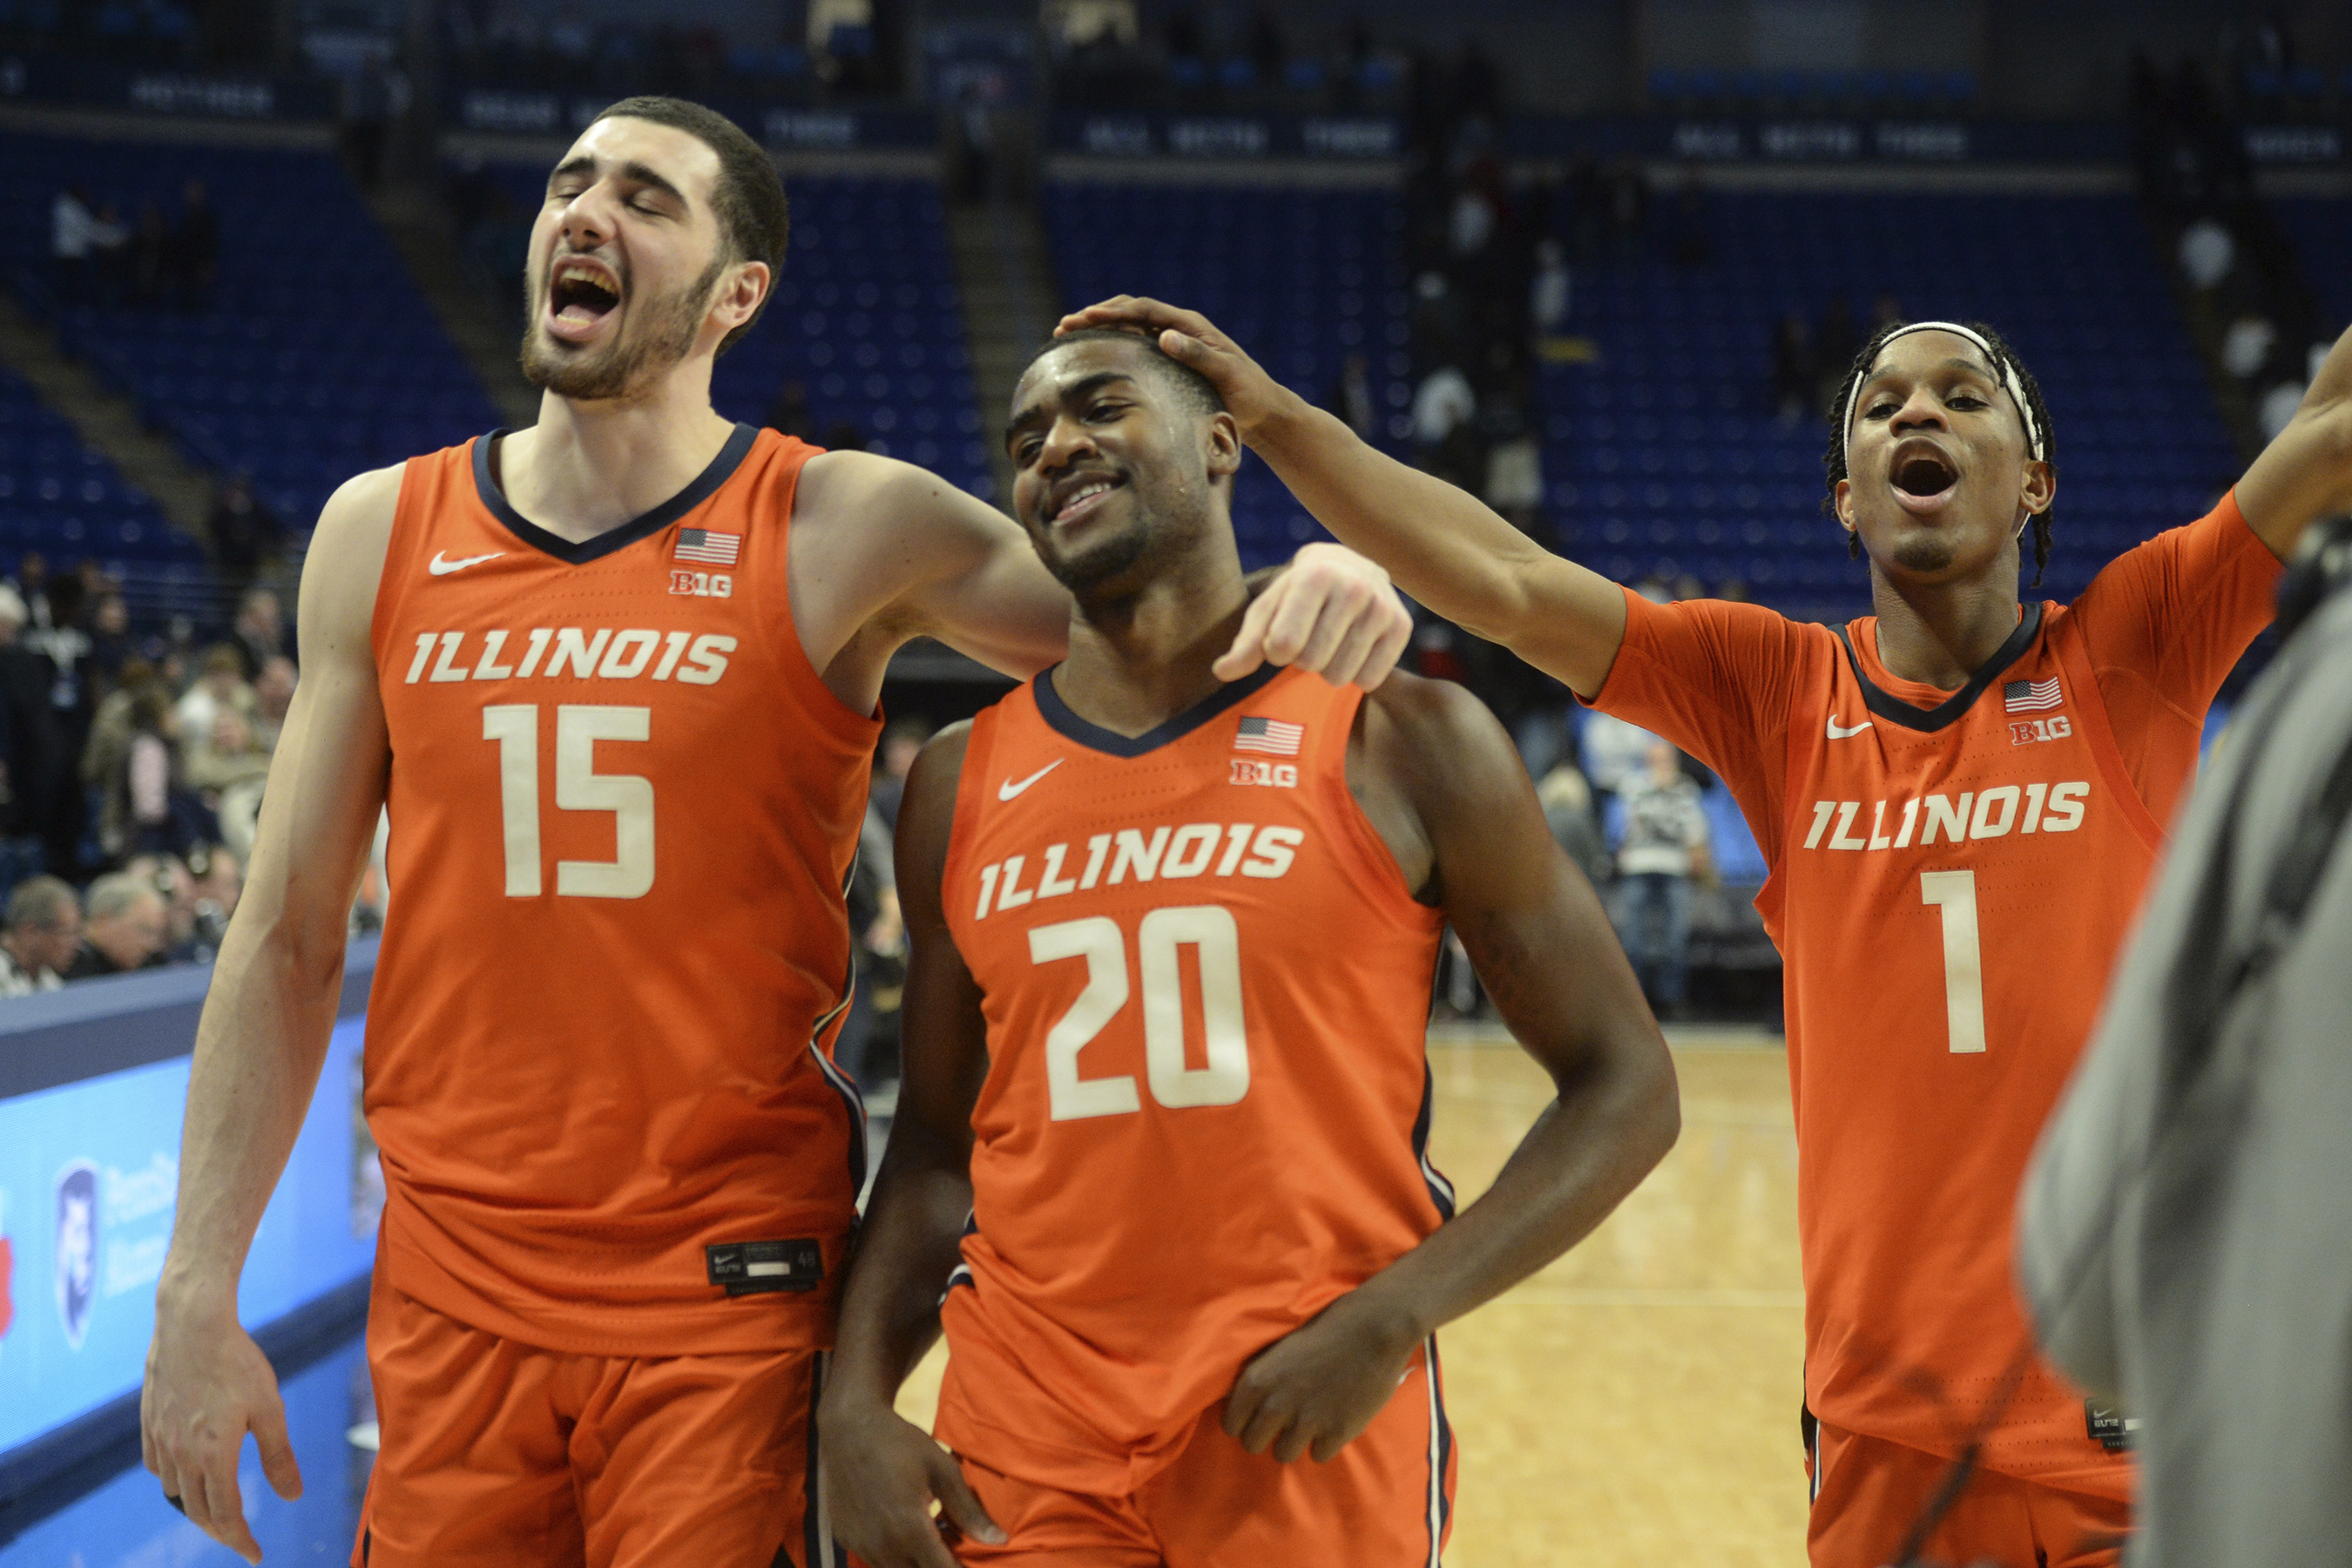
top-left (788, 451), bottom-right (1412, 713)
top-left (2236, 321), bottom-right (2352, 560)
top-left (142, 466), bottom-right (399, 1564)
top-left (1059, 297), bottom-right (1632, 697)
top-left (1221, 675), bottom-right (1680, 1463)
top-left (819, 724), bottom-right (1005, 1568)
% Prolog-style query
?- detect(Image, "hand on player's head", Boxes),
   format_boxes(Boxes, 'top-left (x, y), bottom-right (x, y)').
top-left (1056, 297), bottom-right (1291, 435)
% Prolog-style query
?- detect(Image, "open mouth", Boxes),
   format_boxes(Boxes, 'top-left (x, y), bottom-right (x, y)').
top-left (1047, 474), bottom-right (1125, 525)
top-left (1889, 443), bottom-right (1959, 504)
top-left (548, 258), bottom-right (621, 329)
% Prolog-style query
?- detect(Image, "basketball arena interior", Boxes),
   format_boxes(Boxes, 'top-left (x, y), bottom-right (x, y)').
top-left (0, 1), bottom-right (2346, 1563)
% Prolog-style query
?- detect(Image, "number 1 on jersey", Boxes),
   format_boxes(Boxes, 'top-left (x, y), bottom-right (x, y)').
top-left (1918, 869), bottom-right (1986, 1054)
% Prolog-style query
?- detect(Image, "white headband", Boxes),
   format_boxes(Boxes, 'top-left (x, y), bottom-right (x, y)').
top-left (1840, 321), bottom-right (2045, 465)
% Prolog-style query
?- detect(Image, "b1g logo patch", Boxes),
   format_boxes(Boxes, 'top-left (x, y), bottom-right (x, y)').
top-left (1230, 758), bottom-right (1298, 788)
top-left (669, 570), bottom-right (733, 599)
top-left (2010, 715), bottom-right (2072, 747)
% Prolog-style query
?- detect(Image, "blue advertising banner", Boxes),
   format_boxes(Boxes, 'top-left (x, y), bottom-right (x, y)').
top-left (0, 1015), bottom-right (374, 1463)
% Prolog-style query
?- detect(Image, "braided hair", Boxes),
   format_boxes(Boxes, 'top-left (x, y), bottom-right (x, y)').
top-left (1820, 319), bottom-right (2059, 589)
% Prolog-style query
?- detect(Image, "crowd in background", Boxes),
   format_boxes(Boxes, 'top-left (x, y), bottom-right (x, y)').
top-left (48, 178), bottom-right (220, 311)
top-left (0, 554), bottom-right (293, 995)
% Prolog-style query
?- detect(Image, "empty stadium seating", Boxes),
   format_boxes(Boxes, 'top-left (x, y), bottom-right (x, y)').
top-left (0, 362), bottom-right (202, 582)
top-left (1044, 180), bottom-right (1411, 569)
top-left (0, 132), bottom-right (501, 541)
top-left (481, 163), bottom-right (990, 498)
top-left (1546, 191), bottom-right (2241, 619)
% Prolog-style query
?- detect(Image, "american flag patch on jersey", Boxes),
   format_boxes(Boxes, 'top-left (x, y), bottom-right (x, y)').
top-left (674, 528), bottom-right (740, 566)
top-left (2004, 676), bottom-right (2063, 713)
top-left (1234, 715), bottom-right (1303, 755)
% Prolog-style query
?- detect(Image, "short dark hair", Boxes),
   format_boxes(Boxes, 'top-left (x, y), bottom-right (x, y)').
top-left (1028, 328), bottom-right (1227, 418)
top-left (588, 96), bottom-right (789, 354)
top-left (1821, 319), bottom-right (2059, 588)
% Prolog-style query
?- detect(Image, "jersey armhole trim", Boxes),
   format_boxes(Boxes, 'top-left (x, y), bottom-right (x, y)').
top-left (2050, 615), bottom-right (2168, 854)
top-left (755, 435), bottom-right (887, 744)
top-left (1321, 685), bottom-right (1449, 931)
top-left (1831, 601), bottom-right (2043, 733)
top-left (938, 704), bottom-right (1001, 928)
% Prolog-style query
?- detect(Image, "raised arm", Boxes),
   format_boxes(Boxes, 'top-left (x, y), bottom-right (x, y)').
top-left (789, 451), bottom-right (1411, 714)
top-left (1059, 296), bottom-right (1632, 697)
top-left (1220, 673), bottom-right (1680, 1463)
top-left (2234, 320), bottom-right (2352, 560)
top-left (818, 723), bottom-right (1006, 1568)
top-left (142, 464), bottom-right (400, 1564)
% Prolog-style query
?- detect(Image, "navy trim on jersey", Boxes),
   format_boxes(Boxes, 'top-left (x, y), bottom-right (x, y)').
top-left (1423, 1336), bottom-right (1455, 1567)
top-left (1830, 601), bottom-right (2044, 733)
top-left (1411, 1062), bottom-right (1458, 1219)
top-left (471, 421), bottom-right (760, 564)
top-left (802, 1351), bottom-right (842, 1568)
top-left (1032, 661), bottom-right (1281, 758)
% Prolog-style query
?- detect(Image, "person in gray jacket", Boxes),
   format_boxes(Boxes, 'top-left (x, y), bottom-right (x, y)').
top-left (2018, 517), bottom-right (2352, 1568)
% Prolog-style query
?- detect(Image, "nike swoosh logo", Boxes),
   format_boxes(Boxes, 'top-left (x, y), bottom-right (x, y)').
top-left (997, 759), bottom-right (1064, 801)
top-left (1827, 714), bottom-right (1874, 740)
top-left (429, 551), bottom-right (504, 576)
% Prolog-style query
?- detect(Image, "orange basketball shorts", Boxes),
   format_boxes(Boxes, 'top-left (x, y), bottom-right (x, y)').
top-left (1806, 1416), bottom-right (2128, 1568)
top-left (945, 1341), bottom-right (1456, 1568)
top-left (353, 1274), bottom-right (840, 1568)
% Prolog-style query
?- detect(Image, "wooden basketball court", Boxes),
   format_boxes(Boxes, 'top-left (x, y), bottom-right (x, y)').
top-left (893, 1026), bottom-right (1808, 1566)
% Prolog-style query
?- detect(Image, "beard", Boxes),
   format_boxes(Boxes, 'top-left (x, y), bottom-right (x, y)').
top-left (1036, 511), bottom-right (1158, 596)
top-left (518, 253), bottom-right (722, 401)
top-left (1889, 534), bottom-right (1958, 574)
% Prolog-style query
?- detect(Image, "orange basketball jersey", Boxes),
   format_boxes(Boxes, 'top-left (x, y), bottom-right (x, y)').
top-left (366, 424), bottom-right (879, 1358)
top-left (1594, 497), bottom-right (2281, 1497)
top-left (931, 665), bottom-right (1449, 1495)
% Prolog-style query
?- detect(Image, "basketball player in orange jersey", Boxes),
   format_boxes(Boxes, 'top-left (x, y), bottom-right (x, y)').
top-left (135, 101), bottom-right (1409, 1568)
top-left (1063, 295), bottom-right (2352, 1568)
top-left (815, 328), bottom-right (1680, 1568)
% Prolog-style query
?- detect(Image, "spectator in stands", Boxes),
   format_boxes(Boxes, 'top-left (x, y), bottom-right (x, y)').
top-left (11, 554), bottom-right (50, 631)
top-left (1327, 352), bottom-right (1379, 443)
top-left (1537, 760), bottom-right (1611, 887)
top-left (251, 655), bottom-right (295, 751)
top-left (174, 645), bottom-right (255, 748)
top-left (1530, 239), bottom-right (1571, 339)
top-left (51, 185), bottom-right (98, 302)
top-left (1774, 309), bottom-right (1815, 426)
top-left (1411, 362), bottom-right (1476, 468)
top-left (64, 871), bottom-right (168, 978)
top-left (89, 201), bottom-right (131, 305)
top-left (206, 475), bottom-right (280, 591)
top-left (0, 875), bottom-right (79, 996)
top-left (184, 708), bottom-right (271, 806)
top-left (170, 179), bottom-right (218, 310)
top-left (233, 588), bottom-right (287, 677)
top-left (868, 717), bottom-right (931, 833)
top-left (99, 683), bottom-right (197, 861)
top-left (191, 842), bottom-right (240, 936)
top-left (123, 852), bottom-right (203, 959)
top-left (129, 200), bottom-right (169, 308)
top-left (2225, 313), bottom-right (2278, 381)
top-left (1613, 740), bottom-right (1712, 1018)
top-left (87, 591), bottom-right (133, 693)
top-left (0, 585), bottom-right (57, 853)
top-left (1580, 707), bottom-right (1661, 802)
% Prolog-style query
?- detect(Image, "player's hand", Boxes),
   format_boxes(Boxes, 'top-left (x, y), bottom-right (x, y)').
top-left (1222, 1290), bottom-right (1421, 1463)
top-left (1213, 542), bottom-right (1410, 689)
top-left (1055, 296), bottom-right (1297, 436)
top-left (141, 1291), bottom-right (302, 1565)
top-left (818, 1399), bottom-right (1004, 1568)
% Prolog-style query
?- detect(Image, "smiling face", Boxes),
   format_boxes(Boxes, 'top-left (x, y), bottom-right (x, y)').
top-left (1005, 337), bottom-right (1240, 598)
top-left (1835, 328), bottom-right (2054, 583)
top-left (518, 117), bottom-right (765, 402)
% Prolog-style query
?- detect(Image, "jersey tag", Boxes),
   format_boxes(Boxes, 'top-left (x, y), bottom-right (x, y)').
top-left (2085, 1401), bottom-right (2139, 1452)
top-left (706, 1239), bottom-right (823, 1295)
